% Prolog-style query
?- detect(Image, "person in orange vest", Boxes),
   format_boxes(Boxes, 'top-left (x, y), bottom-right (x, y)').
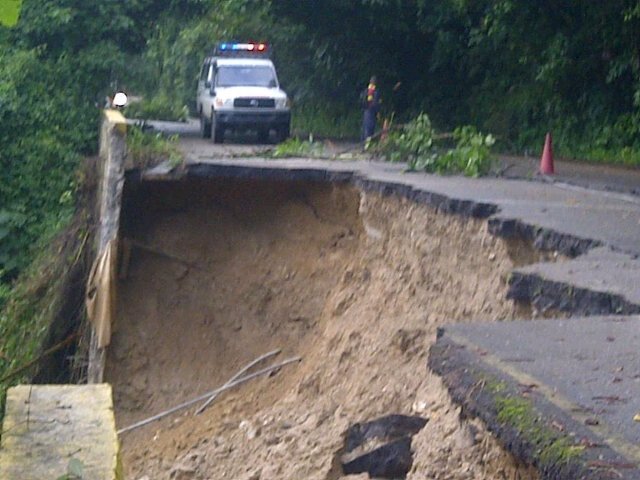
top-left (361, 76), bottom-right (381, 141)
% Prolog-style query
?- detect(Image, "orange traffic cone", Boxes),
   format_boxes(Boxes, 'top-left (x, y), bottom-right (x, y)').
top-left (540, 132), bottom-right (554, 175)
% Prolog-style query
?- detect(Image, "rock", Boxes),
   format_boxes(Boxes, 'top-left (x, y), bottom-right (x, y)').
top-left (245, 468), bottom-right (261, 480)
top-left (169, 464), bottom-right (196, 480)
top-left (239, 420), bottom-right (259, 439)
top-left (169, 451), bottom-right (203, 479)
top-left (279, 420), bottom-right (293, 430)
top-left (344, 414), bottom-right (428, 453)
top-left (411, 400), bottom-right (428, 414)
top-left (391, 328), bottom-right (426, 356)
top-left (340, 414), bottom-right (428, 478)
top-left (342, 437), bottom-right (413, 478)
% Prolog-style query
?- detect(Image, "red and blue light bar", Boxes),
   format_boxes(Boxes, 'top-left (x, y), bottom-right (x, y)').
top-left (218, 42), bottom-right (268, 52)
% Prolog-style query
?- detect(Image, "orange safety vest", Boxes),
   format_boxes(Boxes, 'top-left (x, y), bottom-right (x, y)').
top-left (367, 83), bottom-right (376, 103)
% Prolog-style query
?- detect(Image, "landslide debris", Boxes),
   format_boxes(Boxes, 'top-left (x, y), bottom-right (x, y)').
top-left (107, 178), bottom-right (538, 479)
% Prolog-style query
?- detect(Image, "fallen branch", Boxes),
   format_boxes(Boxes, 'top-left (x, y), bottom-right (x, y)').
top-left (332, 126), bottom-right (454, 158)
top-left (0, 333), bottom-right (78, 384)
top-left (117, 356), bottom-right (302, 435)
top-left (195, 349), bottom-right (281, 415)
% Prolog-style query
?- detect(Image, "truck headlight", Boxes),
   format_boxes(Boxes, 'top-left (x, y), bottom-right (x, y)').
top-left (276, 97), bottom-right (290, 109)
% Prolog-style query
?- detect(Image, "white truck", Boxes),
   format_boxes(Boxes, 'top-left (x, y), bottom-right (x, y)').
top-left (196, 42), bottom-right (291, 144)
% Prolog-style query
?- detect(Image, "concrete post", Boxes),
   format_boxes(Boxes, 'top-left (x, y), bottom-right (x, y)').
top-left (87, 110), bottom-right (127, 384)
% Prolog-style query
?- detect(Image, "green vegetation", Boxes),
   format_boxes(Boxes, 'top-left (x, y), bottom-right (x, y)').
top-left (120, 1), bottom-right (640, 163)
top-left (493, 392), bottom-right (584, 466)
top-left (0, 0), bottom-right (198, 416)
top-left (0, 0), bottom-right (203, 281)
top-left (382, 114), bottom-right (495, 176)
top-left (292, 103), bottom-right (361, 139)
top-left (0, 210), bottom-right (90, 416)
top-left (271, 138), bottom-right (324, 158)
top-left (126, 126), bottom-right (183, 169)
top-left (124, 96), bottom-right (189, 123)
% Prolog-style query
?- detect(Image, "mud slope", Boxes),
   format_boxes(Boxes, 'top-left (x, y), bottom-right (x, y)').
top-left (108, 178), bottom-right (538, 480)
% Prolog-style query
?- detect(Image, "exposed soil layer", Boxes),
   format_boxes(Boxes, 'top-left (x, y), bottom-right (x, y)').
top-left (108, 178), bottom-right (539, 479)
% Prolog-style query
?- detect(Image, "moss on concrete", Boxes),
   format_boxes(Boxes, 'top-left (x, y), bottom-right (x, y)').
top-left (494, 394), bottom-right (583, 467)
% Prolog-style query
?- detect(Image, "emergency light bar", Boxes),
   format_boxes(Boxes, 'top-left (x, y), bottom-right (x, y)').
top-left (215, 42), bottom-right (269, 57)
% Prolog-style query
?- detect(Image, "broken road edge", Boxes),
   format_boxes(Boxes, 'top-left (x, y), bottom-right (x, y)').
top-left (429, 331), bottom-right (640, 480)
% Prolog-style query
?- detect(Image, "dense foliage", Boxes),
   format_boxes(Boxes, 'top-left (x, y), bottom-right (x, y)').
top-left (269, 0), bottom-right (640, 160)
top-left (122, 0), bottom-right (640, 161)
top-left (0, 0), bottom-right (203, 284)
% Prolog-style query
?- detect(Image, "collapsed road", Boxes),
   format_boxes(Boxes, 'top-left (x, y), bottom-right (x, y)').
top-left (110, 121), bottom-right (640, 479)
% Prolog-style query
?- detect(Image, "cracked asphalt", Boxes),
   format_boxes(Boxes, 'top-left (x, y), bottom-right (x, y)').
top-left (145, 119), bottom-right (640, 477)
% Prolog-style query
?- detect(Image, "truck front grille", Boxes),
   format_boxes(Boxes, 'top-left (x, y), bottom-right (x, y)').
top-left (234, 98), bottom-right (276, 108)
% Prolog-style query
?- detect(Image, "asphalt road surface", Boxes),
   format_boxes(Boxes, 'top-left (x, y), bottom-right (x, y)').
top-left (147, 118), bottom-right (640, 197)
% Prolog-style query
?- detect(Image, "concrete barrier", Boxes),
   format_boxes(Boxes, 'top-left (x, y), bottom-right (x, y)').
top-left (0, 384), bottom-right (122, 479)
top-left (88, 110), bottom-right (127, 384)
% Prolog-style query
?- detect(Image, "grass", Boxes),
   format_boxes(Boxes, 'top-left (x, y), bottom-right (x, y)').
top-left (126, 125), bottom-right (183, 169)
top-left (270, 137), bottom-right (324, 158)
top-left (292, 103), bottom-right (361, 139)
top-left (513, 124), bottom-right (640, 167)
top-left (556, 145), bottom-right (640, 167)
top-left (124, 94), bottom-right (189, 122)
top-left (0, 211), bottom-right (91, 421)
top-left (485, 380), bottom-right (584, 467)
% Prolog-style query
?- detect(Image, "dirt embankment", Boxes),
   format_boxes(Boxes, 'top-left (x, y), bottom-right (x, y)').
top-left (107, 178), bottom-right (538, 480)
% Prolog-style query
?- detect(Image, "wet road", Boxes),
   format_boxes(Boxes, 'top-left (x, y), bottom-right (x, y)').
top-left (148, 119), bottom-right (640, 197)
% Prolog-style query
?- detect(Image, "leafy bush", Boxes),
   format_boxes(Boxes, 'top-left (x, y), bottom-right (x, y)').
top-left (384, 113), bottom-right (437, 168)
top-left (0, 210), bottom-right (90, 418)
top-left (126, 125), bottom-right (183, 169)
top-left (439, 126), bottom-right (496, 177)
top-left (383, 114), bottom-right (495, 176)
top-left (124, 95), bottom-right (189, 122)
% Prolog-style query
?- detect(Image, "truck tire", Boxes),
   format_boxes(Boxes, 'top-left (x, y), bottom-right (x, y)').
top-left (200, 113), bottom-right (211, 138)
top-left (258, 128), bottom-right (270, 144)
top-left (211, 113), bottom-right (224, 144)
top-left (278, 124), bottom-right (290, 143)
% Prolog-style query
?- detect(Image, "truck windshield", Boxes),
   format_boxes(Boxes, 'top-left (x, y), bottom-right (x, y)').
top-left (216, 66), bottom-right (277, 87)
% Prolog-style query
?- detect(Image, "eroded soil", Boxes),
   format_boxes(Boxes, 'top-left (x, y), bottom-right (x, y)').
top-left (107, 178), bottom-right (538, 480)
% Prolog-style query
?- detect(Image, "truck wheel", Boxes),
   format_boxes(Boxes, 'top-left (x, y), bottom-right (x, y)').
top-left (278, 124), bottom-right (290, 143)
top-left (258, 128), bottom-right (270, 144)
top-left (200, 113), bottom-right (211, 138)
top-left (211, 114), bottom-right (223, 144)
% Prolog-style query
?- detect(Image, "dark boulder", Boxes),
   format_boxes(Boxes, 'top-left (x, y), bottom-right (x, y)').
top-left (341, 414), bottom-right (428, 478)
